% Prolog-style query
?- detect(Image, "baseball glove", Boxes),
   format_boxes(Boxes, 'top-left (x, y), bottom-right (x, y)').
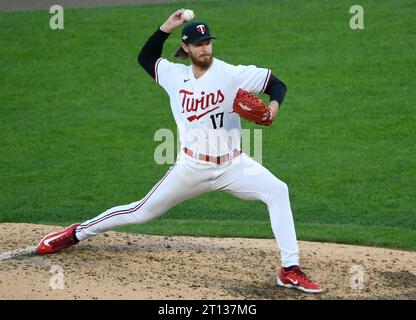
top-left (233, 89), bottom-right (273, 126)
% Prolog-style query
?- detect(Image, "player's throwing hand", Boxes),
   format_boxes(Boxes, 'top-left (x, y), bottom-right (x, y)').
top-left (160, 9), bottom-right (189, 33)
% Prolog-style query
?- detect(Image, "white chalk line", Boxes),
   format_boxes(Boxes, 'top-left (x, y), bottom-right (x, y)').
top-left (0, 246), bottom-right (38, 261)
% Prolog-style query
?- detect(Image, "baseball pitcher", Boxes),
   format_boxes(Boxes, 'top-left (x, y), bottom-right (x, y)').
top-left (37, 9), bottom-right (321, 293)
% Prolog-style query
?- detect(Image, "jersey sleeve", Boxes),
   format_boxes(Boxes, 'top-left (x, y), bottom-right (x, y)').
top-left (233, 64), bottom-right (272, 94)
top-left (155, 57), bottom-right (174, 92)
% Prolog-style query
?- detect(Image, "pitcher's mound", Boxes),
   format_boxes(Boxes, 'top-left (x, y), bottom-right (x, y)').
top-left (0, 223), bottom-right (415, 299)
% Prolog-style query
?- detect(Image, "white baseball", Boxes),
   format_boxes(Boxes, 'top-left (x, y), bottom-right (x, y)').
top-left (182, 9), bottom-right (195, 22)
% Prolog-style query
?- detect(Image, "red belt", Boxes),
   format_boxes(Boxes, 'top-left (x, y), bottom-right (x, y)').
top-left (183, 147), bottom-right (241, 165)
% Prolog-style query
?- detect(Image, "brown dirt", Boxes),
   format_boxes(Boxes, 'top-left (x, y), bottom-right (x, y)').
top-left (0, 223), bottom-right (415, 300)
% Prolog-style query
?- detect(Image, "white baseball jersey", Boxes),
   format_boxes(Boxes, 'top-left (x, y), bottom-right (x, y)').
top-left (75, 56), bottom-right (300, 269)
top-left (155, 57), bottom-right (271, 156)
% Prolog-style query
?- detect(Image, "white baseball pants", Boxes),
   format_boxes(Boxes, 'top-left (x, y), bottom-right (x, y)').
top-left (75, 150), bottom-right (299, 267)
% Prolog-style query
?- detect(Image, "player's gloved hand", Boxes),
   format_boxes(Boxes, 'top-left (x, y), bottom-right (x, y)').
top-left (233, 88), bottom-right (275, 126)
top-left (160, 9), bottom-right (188, 33)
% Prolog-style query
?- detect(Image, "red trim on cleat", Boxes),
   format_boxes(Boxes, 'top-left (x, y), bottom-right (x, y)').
top-left (37, 224), bottom-right (80, 254)
top-left (277, 266), bottom-right (322, 293)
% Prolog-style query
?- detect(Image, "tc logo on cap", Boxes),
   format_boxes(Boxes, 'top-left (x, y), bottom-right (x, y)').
top-left (179, 22), bottom-right (215, 45)
top-left (196, 24), bottom-right (206, 34)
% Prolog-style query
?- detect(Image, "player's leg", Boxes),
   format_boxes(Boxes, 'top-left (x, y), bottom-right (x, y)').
top-left (214, 153), bottom-right (321, 292)
top-left (75, 157), bottom-right (212, 241)
top-left (214, 153), bottom-right (299, 267)
top-left (37, 154), bottom-right (213, 253)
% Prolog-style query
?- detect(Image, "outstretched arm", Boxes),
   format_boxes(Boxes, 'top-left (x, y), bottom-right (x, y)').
top-left (137, 9), bottom-right (188, 79)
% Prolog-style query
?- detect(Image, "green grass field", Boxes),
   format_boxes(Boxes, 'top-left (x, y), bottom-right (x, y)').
top-left (1, 0), bottom-right (415, 250)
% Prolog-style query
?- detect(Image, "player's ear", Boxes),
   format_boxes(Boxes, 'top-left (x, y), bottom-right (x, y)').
top-left (182, 44), bottom-right (189, 53)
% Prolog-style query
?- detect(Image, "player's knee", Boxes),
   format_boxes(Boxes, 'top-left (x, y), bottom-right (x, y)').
top-left (270, 180), bottom-right (289, 199)
top-left (130, 207), bottom-right (162, 225)
top-left (130, 213), bottom-right (153, 225)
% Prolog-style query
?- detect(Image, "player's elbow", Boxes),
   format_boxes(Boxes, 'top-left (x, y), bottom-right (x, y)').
top-left (278, 79), bottom-right (287, 95)
top-left (137, 49), bottom-right (145, 67)
top-left (267, 76), bottom-right (287, 105)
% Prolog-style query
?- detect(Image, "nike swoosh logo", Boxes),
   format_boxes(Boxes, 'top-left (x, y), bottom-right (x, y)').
top-left (184, 79), bottom-right (190, 82)
top-left (187, 106), bottom-right (220, 122)
top-left (287, 277), bottom-right (298, 285)
top-left (44, 233), bottom-right (64, 247)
